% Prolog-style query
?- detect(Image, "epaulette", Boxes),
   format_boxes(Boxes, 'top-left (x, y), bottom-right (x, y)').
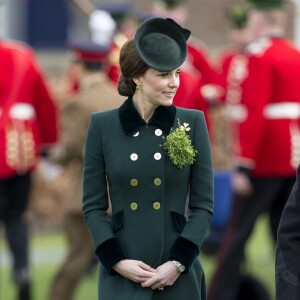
top-left (246, 37), bottom-right (272, 56)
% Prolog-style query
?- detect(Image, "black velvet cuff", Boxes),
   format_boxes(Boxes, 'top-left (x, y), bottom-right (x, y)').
top-left (95, 237), bottom-right (127, 275)
top-left (168, 236), bottom-right (199, 273)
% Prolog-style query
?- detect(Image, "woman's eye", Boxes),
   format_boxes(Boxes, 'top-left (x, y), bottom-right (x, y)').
top-left (160, 73), bottom-right (169, 77)
top-left (176, 71), bottom-right (181, 76)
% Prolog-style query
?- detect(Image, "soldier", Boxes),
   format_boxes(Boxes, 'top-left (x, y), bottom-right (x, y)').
top-left (47, 39), bottom-right (125, 300)
top-left (208, 1), bottom-right (300, 300)
top-left (98, 2), bottom-right (137, 84)
top-left (0, 40), bottom-right (58, 300)
top-left (69, 0), bottom-right (137, 85)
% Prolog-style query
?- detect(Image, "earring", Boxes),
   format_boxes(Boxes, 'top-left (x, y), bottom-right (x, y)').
top-left (136, 85), bottom-right (139, 91)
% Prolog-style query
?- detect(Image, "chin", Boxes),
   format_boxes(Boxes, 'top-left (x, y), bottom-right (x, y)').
top-left (161, 99), bottom-right (173, 106)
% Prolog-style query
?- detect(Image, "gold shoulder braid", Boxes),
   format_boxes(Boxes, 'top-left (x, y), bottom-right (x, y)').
top-left (161, 119), bottom-right (197, 169)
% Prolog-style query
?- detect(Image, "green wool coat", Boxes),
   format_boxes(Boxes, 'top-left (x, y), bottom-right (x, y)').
top-left (82, 98), bottom-right (214, 300)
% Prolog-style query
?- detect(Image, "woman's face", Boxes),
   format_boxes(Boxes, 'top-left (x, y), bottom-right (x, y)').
top-left (137, 67), bottom-right (181, 107)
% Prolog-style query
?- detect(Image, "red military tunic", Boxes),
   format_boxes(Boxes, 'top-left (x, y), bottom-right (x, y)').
top-left (187, 39), bottom-right (222, 86)
top-left (224, 37), bottom-right (300, 177)
top-left (174, 38), bottom-right (223, 132)
top-left (0, 40), bottom-right (58, 179)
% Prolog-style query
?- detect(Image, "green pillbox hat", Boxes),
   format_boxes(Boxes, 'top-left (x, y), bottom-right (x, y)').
top-left (134, 17), bottom-right (191, 71)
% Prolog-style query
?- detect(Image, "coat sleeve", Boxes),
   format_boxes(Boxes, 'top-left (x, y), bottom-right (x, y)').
top-left (83, 113), bottom-right (127, 274)
top-left (276, 166), bottom-right (300, 299)
top-left (168, 111), bottom-right (214, 272)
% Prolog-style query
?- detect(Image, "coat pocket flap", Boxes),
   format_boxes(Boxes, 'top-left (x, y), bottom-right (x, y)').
top-left (110, 210), bottom-right (124, 233)
top-left (170, 211), bottom-right (187, 232)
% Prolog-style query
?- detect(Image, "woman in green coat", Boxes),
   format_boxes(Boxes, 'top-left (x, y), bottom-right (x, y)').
top-left (83, 17), bottom-right (214, 300)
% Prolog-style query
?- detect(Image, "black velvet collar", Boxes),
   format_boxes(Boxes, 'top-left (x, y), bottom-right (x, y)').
top-left (119, 97), bottom-right (176, 135)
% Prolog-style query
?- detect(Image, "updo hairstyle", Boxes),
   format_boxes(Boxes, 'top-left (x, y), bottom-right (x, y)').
top-left (117, 40), bottom-right (149, 97)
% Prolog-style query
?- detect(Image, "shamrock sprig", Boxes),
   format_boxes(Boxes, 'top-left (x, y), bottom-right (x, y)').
top-left (161, 119), bottom-right (197, 169)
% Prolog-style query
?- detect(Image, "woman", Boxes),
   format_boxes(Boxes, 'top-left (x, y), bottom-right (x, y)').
top-left (83, 17), bottom-right (214, 300)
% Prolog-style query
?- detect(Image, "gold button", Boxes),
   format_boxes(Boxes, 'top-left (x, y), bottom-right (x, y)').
top-left (130, 179), bottom-right (138, 187)
top-left (153, 202), bottom-right (161, 210)
top-left (130, 202), bottom-right (138, 211)
top-left (154, 178), bottom-right (162, 186)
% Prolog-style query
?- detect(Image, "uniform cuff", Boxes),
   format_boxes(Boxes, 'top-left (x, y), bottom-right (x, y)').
top-left (168, 236), bottom-right (199, 273)
top-left (95, 238), bottom-right (127, 275)
top-left (237, 165), bottom-right (252, 177)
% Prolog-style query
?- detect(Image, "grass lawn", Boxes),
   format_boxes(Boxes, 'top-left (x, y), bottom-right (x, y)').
top-left (0, 214), bottom-right (275, 300)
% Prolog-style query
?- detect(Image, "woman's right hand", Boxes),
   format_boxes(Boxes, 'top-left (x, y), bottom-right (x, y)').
top-left (112, 259), bottom-right (156, 283)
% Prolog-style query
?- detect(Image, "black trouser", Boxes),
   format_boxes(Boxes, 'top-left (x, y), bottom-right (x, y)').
top-left (0, 173), bottom-right (31, 285)
top-left (208, 176), bottom-right (296, 300)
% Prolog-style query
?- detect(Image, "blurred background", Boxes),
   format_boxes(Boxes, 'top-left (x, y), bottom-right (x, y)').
top-left (0, 0), bottom-right (299, 299)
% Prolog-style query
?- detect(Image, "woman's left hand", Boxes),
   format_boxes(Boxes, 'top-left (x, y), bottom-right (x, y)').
top-left (141, 261), bottom-right (180, 290)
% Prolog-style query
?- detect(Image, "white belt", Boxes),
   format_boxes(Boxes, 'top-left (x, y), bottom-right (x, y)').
top-left (225, 102), bottom-right (300, 122)
top-left (264, 102), bottom-right (300, 120)
top-left (224, 104), bottom-right (248, 122)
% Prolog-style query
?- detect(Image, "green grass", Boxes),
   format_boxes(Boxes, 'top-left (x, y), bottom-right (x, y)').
top-left (0, 215), bottom-right (275, 300)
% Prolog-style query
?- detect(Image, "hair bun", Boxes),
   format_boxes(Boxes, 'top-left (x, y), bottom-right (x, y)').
top-left (117, 74), bottom-right (135, 97)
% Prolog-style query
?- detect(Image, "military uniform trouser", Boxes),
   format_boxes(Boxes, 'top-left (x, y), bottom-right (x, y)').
top-left (48, 213), bottom-right (95, 300)
top-left (0, 173), bottom-right (32, 300)
top-left (208, 176), bottom-right (295, 300)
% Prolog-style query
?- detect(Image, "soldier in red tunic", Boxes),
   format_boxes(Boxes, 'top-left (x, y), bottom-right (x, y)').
top-left (0, 40), bottom-right (58, 300)
top-left (208, 1), bottom-right (300, 299)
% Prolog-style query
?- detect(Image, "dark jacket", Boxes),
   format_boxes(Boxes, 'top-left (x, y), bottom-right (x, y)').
top-left (83, 98), bottom-right (214, 300)
top-left (276, 165), bottom-right (300, 300)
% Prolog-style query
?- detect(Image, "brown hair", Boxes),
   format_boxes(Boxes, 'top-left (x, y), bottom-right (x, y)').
top-left (117, 40), bottom-right (149, 97)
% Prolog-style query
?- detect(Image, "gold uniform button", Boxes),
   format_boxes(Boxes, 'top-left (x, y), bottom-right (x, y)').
top-left (154, 178), bottom-right (162, 186)
top-left (130, 179), bottom-right (138, 187)
top-left (153, 202), bottom-right (161, 210)
top-left (130, 203), bottom-right (138, 211)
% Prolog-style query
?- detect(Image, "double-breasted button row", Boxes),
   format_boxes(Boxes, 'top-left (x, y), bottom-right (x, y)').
top-left (130, 152), bottom-right (162, 161)
top-left (130, 178), bottom-right (162, 186)
top-left (132, 129), bottom-right (163, 138)
top-left (130, 202), bottom-right (161, 211)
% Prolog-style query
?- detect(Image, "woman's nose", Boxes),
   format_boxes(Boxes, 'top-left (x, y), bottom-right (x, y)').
top-left (169, 75), bottom-right (179, 88)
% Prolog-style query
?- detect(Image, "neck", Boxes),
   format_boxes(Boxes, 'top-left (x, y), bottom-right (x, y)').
top-left (132, 94), bottom-right (157, 123)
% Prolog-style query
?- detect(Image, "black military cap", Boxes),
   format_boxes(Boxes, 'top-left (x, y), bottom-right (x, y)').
top-left (226, 5), bottom-right (248, 29)
top-left (134, 17), bottom-right (191, 71)
top-left (247, 0), bottom-right (285, 8)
